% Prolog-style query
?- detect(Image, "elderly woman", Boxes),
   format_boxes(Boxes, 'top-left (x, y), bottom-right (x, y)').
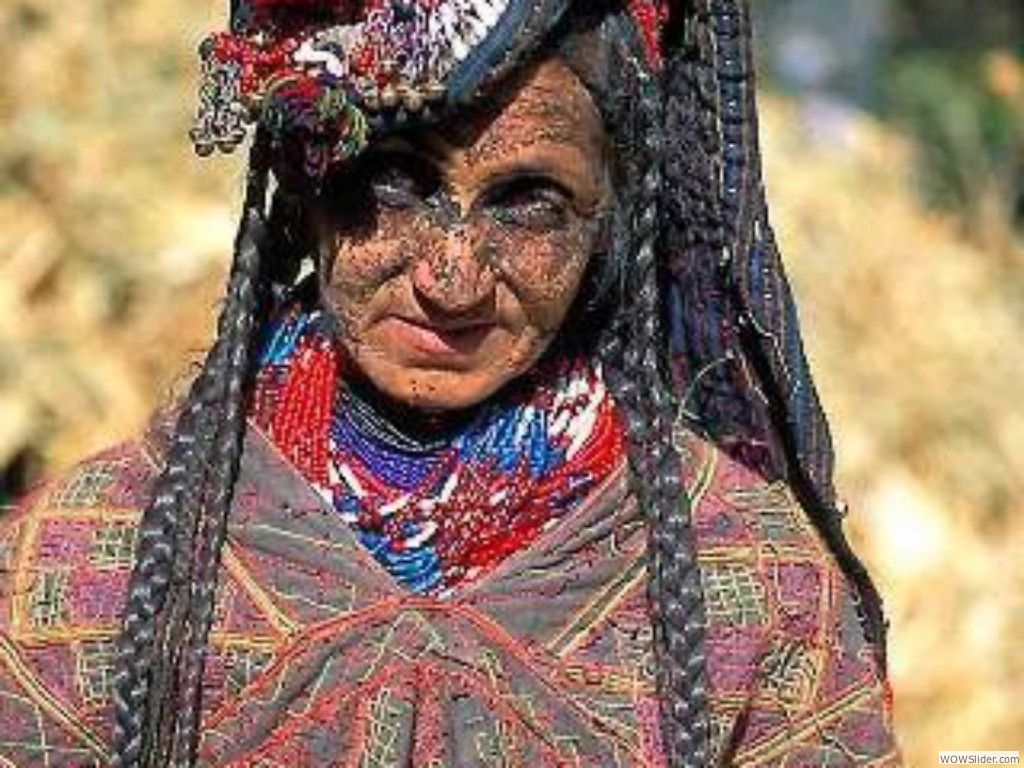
top-left (0, 1), bottom-right (899, 766)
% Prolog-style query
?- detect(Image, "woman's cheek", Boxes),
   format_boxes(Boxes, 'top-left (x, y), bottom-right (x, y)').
top-left (326, 233), bottom-right (408, 321)
top-left (323, 204), bottom-right (422, 299)
top-left (486, 227), bottom-right (591, 332)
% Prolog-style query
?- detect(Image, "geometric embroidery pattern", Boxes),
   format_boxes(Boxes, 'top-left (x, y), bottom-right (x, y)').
top-left (365, 687), bottom-right (410, 767)
top-left (756, 504), bottom-right (799, 541)
top-left (76, 639), bottom-right (118, 705)
top-left (50, 461), bottom-right (126, 508)
top-left (30, 569), bottom-right (71, 629)
top-left (701, 562), bottom-right (768, 626)
top-left (476, 718), bottom-right (517, 767)
top-left (708, 710), bottom-right (736, 764)
top-left (728, 483), bottom-right (801, 541)
top-left (88, 522), bottom-right (138, 569)
top-left (759, 640), bottom-right (819, 706)
top-left (223, 646), bottom-right (275, 697)
top-left (611, 620), bottom-right (657, 686)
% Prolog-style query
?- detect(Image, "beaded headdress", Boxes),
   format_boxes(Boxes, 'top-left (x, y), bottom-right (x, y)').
top-left (191, 0), bottom-right (667, 175)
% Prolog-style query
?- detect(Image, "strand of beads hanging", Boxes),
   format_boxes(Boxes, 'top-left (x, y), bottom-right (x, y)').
top-left (191, 0), bottom-right (521, 178)
top-left (627, 0), bottom-right (670, 70)
top-left (251, 302), bottom-right (627, 596)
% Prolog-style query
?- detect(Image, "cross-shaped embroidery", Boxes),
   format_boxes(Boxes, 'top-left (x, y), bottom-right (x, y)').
top-left (77, 640), bottom-right (118, 705)
top-left (701, 562), bottom-right (767, 626)
top-left (89, 522), bottom-right (138, 568)
top-left (31, 569), bottom-right (70, 629)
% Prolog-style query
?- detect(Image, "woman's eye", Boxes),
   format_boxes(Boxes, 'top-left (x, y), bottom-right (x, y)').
top-left (485, 178), bottom-right (572, 232)
top-left (367, 154), bottom-right (440, 210)
top-left (371, 168), bottom-right (421, 208)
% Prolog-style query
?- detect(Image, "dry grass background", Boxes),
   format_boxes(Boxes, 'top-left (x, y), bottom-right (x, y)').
top-left (760, 98), bottom-right (1024, 760)
top-left (1, 0), bottom-right (1021, 763)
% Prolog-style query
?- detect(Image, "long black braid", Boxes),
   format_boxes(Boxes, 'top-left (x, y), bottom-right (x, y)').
top-left (660, 0), bottom-right (889, 670)
top-left (558, 9), bottom-right (714, 765)
top-left (598, 106), bottom-right (714, 768)
top-left (112, 133), bottom-right (274, 767)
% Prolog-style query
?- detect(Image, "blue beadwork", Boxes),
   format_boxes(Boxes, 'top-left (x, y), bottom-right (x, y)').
top-left (332, 411), bottom-right (442, 492)
top-left (259, 309), bottom-right (319, 366)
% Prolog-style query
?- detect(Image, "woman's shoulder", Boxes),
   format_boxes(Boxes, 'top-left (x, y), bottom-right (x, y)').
top-left (0, 430), bottom-right (167, 766)
top-left (2, 424), bottom-right (163, 534)
top-left (675, 427), bottom-right (900, 764)
top-left (0, 412), bottom-right (171, 623)
top-left (677, 430), bottom-right (820, 557)
top-left (676, 427), bottom-right (871, 642)
top-left (0, 430), bottom-right (162, 626)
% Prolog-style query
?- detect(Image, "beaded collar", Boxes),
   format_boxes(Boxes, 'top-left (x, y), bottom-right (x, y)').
top-left (251, 302), bottom-right (626, 595)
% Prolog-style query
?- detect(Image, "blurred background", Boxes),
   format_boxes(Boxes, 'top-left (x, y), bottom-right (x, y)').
top-left (1, 0), bottom-right (1021, 762)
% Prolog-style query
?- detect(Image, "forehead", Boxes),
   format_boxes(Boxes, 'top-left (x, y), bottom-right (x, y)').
top-left (383, 58), bottom-right (605, 165)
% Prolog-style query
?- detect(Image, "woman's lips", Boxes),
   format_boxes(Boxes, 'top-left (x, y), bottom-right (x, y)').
top-left (380, 316), bottom-right (496, 358)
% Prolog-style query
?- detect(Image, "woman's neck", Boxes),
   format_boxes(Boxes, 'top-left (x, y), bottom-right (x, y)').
top-left (339, 368), bottom-right (482, 454)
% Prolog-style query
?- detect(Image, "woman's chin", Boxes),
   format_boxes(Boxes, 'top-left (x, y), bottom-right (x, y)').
top-left (345, 350), bottom-right (523, 412)
top-left (368, 369), bottom-right (508, 412)
top-left (345, 328), bottom-right (538, 411)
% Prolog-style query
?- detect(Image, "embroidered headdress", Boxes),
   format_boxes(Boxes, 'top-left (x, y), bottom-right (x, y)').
top-left (112, 2), bottom-right (890, 766)
top-left (191, 0), bottom-right (671, 174)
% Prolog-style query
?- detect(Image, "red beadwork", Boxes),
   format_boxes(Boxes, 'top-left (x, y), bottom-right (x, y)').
top-left (259, 336), bottom-right (341, 487)
top-left (628, 0), bottom-right (669, 69)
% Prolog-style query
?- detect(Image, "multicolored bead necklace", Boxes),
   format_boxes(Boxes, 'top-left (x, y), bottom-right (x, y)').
top-left (251, 303), bottom-right (626, 595)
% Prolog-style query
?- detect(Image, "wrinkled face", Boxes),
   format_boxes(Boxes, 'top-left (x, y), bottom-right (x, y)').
top-left (315, 58), bottom-right (609, 410)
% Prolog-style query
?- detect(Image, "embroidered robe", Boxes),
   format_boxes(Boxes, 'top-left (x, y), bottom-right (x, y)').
top-left (0, 422), bottom-right (900, 766)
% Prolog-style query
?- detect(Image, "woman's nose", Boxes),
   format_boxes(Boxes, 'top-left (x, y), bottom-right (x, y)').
top-left (410, 228), bottom-right (497, 316)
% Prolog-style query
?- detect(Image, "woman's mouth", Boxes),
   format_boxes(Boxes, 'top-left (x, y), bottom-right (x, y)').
top-left (380, 315), bottom-right (496, 358)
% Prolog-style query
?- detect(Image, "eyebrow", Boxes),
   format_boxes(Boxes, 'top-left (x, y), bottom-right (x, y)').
top-left (369, 141), bottom-right (597, 196)
top-left (511, 93), bottom-right (594, 124)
